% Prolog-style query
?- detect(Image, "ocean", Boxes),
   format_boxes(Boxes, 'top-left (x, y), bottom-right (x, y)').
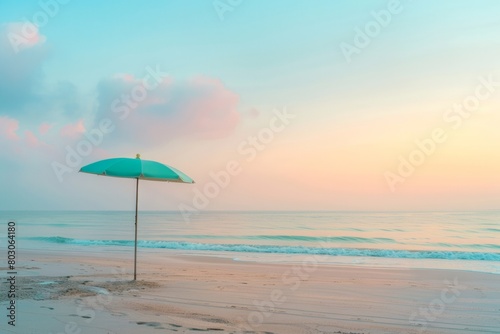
top-left (2, 211), bottom-right (500, 274)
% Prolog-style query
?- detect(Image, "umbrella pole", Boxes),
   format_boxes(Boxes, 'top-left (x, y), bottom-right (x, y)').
top-left (134, 178), bottom-right (139, 281)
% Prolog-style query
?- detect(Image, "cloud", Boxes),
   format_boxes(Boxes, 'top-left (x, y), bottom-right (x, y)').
top-left (39, 122), bottom-right (52, 135)
top-left (0, 116), bottom-right (20, 141)
top-left (93, 73), bottom-right (241, 148)
top-left (0, 116), bottom-right (73, 210)
top-left (181, 76), bottom-right (240, 138)
top-left (0, 28), bottom-right (45, 116)
top-left (244, 107), bottom-right (261, 119)
top-left (51, 81), bottom-right (83, 119)
top-left (60, 119), bottom-right (85, 139)
top-left (3, 22), bottom-right (46, 52)
top-left (0, 116), bottom-right (53, 157)
top-left (24, 130), bottom-right (40, 147)
top-left (0, 23), bottom-right (82, 122)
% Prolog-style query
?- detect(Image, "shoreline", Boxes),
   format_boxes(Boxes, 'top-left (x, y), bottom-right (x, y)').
top-left (18, 240), bottom-right (500, 276)
top-left (0, 249), bottom-right (499, 333)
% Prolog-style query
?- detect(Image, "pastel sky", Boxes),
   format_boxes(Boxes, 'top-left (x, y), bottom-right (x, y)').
top-left (1, 0), bottom-right (500, 211)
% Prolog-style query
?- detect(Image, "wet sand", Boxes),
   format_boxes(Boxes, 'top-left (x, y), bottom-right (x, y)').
top-left (0, 249), bottom-right (499, 333)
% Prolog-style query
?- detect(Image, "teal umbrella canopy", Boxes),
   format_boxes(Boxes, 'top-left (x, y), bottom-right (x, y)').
top-left (79, 154), bottom-right (194, 280)
top-left (80, 155), bottom-right (194, 183)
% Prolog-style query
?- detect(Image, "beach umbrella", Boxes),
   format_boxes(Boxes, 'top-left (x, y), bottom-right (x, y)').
top-left (79, 154), bottom-right (194, 280)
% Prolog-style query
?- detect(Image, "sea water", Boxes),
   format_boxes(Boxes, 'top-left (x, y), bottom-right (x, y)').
top-left (2, 211), bottom-right (499, 274)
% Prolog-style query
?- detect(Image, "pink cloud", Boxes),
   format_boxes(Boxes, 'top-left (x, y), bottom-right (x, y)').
top-left (0, 116), bottom-right (20, 140)
top-left (245, 108), bottom-right (260, 119)
top-left (129, 75), bottom-right (240, 141)
top-left (0, 117), bottom-right (54, 157)
top-left (4, 22), bottom-right (46, 52)
top-left (24, 130), bottom-right (39, 147)
top-left (0, 23), bottom-right (49, 116)
top-left (114, 73), bottom-right (135, 82)
top-left (95, 74), bottom-right (240, 147)
top-left (39, 122), bottom-right (52, 135)
top-left (60, 119), bottom-right (85, 139)
top-left (181, 76), bottom-right (240, 138)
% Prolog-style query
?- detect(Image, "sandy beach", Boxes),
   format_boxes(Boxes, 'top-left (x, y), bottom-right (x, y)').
top-left (0, 249), bottom-right (498, 334)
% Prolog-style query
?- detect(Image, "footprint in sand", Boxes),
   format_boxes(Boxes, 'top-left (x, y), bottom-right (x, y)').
top-left (69, 314), bottom-right (93, 319)
top-left (136, 321), bottom-right (166, 329)
top-left (187, 328), bottom-right (224, 332)
top-left (111, 312), bottom-right (127, 316)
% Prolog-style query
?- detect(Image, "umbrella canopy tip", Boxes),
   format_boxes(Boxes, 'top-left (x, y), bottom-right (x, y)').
top-left (136, 153), bottom-right (141, 159)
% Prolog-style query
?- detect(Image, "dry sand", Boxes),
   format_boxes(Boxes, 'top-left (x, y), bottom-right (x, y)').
top-left (0, 249), bottom-right (499, 333)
